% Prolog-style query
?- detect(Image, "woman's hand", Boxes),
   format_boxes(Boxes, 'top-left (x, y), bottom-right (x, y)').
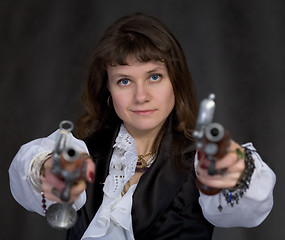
top-left (40, 154), bottom-right (95, 203)
top-left (196, 140), bottom-right (245, 190)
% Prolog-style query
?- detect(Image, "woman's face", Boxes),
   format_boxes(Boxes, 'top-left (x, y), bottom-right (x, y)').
top-left (107, 58), bottom-right (175, 137)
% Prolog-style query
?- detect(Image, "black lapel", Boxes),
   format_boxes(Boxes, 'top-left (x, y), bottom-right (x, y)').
top-left (132, 122), bottom-right (195, 237)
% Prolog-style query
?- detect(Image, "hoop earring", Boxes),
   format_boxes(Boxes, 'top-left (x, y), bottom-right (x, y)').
top-left (107, 95), bottom-right (112, 107)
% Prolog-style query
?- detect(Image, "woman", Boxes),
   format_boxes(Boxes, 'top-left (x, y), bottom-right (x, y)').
top-left (9, 13), bottom-right (276, 240)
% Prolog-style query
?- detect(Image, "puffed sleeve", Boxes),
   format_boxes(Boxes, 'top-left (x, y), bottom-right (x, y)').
top-left (196, 142), bottom-right (276, 227)
top-left (9, 130), bottom-right (88, 216)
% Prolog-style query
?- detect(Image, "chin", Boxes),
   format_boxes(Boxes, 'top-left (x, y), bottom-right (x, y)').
top-left (133, 122), bottom-right (164, 132)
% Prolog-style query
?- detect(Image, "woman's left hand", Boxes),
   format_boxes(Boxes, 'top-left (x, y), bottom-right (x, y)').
top-left (196, 140), bottom-right (245, 190)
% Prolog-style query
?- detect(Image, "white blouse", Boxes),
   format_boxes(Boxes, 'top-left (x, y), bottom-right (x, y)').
top-left (9, 126), bottom-right (276, 239)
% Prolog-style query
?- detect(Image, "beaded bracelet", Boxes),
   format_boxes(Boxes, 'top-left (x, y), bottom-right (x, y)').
top-left (41, 192), bottom-right (47, 216)
top-left (218, 147), bottom-right (255, 211)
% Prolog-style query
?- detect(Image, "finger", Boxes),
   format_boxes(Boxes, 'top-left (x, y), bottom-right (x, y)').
top-left (226, 155), bottom-right (245, 173)
top-left (215, 152), bottom-right (237, 168)
top-left (41, 179), bottom-right (84, 203)
top-left (42, 168), bottom-right (66, 191)
top-left (197, 164), bottom-right (241, 180)
top-left (41, 179), bottom-right (85, 203)
top-left (213, 142), bottom-right (245, 170)
top-left (68, 180), bottom-right (87, 202)
top-left (70, 180), bottom-right (86, 197)
top-left (215, 153), bottom-right (245, 181)
top-left (40, 181), bottom-right (64, 203)
top-left (197, 150), bottom-right (245, 181)
top-left (85, 158), bottom-right (95, 183)
top-left (197, 167), bottom-right (242, 189)
top-left (40, 172), bottom-right (64, 202)
top-left (197, 159), bottom-right (244, 184)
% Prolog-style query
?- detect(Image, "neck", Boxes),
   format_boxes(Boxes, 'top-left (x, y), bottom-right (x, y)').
top-left (136, 137), bottom-right (155, 155)
top-left (124, 125), bottom-right (161, 155)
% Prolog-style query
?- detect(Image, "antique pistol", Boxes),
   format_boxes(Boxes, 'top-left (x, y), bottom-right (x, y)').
top-left (46, 120), bottom-right (88, 229)
top-left (193, 94), bottom-right (231, 195)
top-left (51, 120), bottom-right (87, 202)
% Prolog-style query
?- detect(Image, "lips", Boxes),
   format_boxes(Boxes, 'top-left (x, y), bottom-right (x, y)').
top-left (132, 109), bottom-right (156, 116)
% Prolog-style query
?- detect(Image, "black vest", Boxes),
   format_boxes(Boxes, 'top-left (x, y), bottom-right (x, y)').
top-left (66, 123), bottom-right (214, 240)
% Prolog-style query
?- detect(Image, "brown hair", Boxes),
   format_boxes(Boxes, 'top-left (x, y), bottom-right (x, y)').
top-left (76, 13), bottom-right (198, 143)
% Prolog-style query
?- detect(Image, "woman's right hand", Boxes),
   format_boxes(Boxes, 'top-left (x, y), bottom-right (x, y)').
top-left (40, 154), bottom-right (95, 203)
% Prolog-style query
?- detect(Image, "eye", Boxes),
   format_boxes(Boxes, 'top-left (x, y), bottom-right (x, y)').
top-left (118, 79), bottom-right (131, 86)
top-left (149, 74), bottom-right (161, 82)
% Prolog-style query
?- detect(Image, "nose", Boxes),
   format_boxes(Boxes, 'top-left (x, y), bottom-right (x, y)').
top-left (134, 83), bottom-right (150, 103)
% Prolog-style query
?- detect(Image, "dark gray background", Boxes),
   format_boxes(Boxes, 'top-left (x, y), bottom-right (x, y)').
top-left (1, 0), bottom-right (283, 239)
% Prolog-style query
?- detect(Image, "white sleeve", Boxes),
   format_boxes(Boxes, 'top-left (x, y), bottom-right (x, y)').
top-left (8, 130), bottom-right (88, 216)
top-left (196, 142), bottom-right (276, 228)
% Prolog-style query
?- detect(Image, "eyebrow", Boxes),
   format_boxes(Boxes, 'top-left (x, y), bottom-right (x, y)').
top-left (108, 74), bottom-right (130, 81)
top-left (146, 67), bottom-right (165, 74)
top-left (109, 67), bottom-right (166, 80)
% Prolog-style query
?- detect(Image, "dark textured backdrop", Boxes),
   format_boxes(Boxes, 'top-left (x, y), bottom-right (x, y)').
top-left (1, 0), bottom-right (284, 239)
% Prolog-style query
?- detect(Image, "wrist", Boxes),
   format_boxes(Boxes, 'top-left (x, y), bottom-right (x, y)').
top-left (29, 152), bottom-right (52, 192)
